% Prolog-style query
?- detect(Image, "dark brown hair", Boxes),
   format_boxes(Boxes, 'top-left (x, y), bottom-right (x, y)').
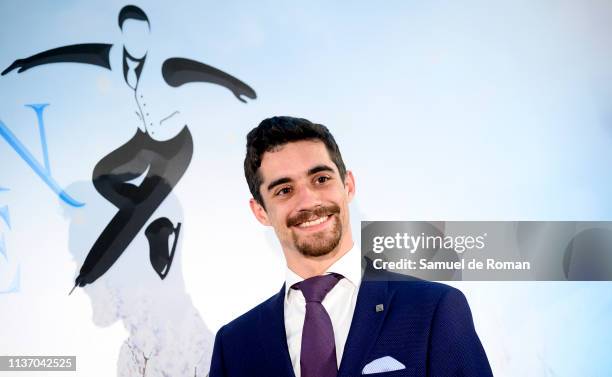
top-left (244, 116), bottom-right (347, 206)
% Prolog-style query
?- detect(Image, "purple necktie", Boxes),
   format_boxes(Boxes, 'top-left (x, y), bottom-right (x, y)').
top-left (292, 273), bottom-right (343, 377)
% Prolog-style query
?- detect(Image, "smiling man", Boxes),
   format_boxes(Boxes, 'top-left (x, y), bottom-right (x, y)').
top-left (209, 116), bottom-right (493, 377)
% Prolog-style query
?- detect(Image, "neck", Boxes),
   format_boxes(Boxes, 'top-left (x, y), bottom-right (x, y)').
top-left (286, 232), bottom-right (354, 279)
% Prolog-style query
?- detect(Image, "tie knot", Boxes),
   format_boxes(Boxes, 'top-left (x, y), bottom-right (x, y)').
top-left (293, 273), bottom-right (343, 303)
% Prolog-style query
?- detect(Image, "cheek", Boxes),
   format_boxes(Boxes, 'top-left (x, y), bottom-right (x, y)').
top-left (266, 202), bottom-right (292, 225)
top-left (273, 211), bottom-right (291, 229)
top-left (338, 197), bottom-right (351, 220)
top-left (331, 191), bottom-right (349, 208)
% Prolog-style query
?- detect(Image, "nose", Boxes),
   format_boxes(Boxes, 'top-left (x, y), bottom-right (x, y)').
top-left (294, 184), bottom-right (322, 212)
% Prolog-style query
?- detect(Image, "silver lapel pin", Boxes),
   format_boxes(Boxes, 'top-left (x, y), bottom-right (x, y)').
top-left (375, 304), bottom-right (384, 312)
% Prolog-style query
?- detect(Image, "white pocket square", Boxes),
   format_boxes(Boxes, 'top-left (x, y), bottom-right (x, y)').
top-left (362, 356), bottom-right (406, 374)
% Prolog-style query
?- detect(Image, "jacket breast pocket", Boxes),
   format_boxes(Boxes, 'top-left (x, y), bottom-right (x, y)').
top-left (361, 367), bottom-right (415, 377)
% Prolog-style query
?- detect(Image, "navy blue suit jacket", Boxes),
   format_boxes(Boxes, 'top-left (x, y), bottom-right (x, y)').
top-left (210, 269), bottom-right (493, 377)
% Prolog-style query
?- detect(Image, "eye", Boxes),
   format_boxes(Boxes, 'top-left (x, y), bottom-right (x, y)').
top-left (275, 186), bottom-right (292, 196)
top-left (315, 175), bottom-right (331, 184)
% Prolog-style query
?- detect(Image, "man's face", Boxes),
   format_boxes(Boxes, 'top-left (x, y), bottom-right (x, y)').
top-left (250, 140), bottom-right (355, 259)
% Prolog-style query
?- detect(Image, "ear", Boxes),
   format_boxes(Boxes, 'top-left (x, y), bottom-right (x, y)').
top-left (249, 198), bottom-right (271, 226)
top-left (344, 170), bottom-right (356, 202)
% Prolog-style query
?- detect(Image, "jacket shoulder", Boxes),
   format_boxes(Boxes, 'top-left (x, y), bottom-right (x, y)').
top-left (371, 268), bottom-right (461, 302)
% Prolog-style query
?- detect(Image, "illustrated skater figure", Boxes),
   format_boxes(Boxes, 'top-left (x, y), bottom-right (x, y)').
top-left (2, 5), bottom-right (257, 290)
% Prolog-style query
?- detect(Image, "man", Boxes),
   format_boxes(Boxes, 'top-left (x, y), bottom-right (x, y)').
top-left (210, 117), bottom-right (493, 377)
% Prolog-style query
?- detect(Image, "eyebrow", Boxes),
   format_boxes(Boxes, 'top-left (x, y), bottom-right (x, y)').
top-left (266, 164), bottom-right (335, 192)
top-left (307, 164), bottom-right (335, 176)
top-left (267, 177), bottom-right (292, 192)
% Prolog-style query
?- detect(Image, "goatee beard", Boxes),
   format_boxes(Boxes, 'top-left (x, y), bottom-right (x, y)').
top-left (288, 204), bottom-right (342, 257)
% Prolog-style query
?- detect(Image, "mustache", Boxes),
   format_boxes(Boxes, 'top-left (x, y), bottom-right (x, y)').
top-left (287, 204), bottom-right (341, 227)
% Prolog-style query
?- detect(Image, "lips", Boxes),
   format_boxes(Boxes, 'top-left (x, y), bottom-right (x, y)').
top-left (297, 215), bottom-right (331, 228)
top-left (287, 204), bottom-right (340, 228)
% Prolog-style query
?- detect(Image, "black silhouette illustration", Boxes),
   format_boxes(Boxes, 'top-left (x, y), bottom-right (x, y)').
top-left (2, 5), bottom-right (256, 291)
top-left (61, 182), bottom-right (214, 376)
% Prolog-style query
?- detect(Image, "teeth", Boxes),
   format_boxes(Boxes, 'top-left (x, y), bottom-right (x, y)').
top-left (298, 215), bottom-right (329, 228)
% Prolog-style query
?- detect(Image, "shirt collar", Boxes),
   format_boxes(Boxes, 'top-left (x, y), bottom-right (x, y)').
top-left (285, 243), bottom-right (362, 300)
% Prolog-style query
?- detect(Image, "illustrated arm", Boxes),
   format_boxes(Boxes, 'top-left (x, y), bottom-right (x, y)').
top-left (2, 43), bottom-right (113, 75)
top-left (427, 288), bottom-right (494, 377)
top-left (162, 58), bottom-right (257, 103)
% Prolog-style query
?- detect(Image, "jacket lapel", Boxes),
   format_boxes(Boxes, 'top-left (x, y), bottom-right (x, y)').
top-left (258, 284), bottom-right (296, 377)
top-left (338, 277), bottom-right (394, 377)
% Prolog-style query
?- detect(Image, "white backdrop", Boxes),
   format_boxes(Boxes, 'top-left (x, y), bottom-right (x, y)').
top-left (1, 1), bottom-right (612, 376)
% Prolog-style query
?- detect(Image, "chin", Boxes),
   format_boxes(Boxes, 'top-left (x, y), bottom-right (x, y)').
top-left (294, 222), bottom-right (342, 257)
top-left (296, 234), bottom-right (342, 257)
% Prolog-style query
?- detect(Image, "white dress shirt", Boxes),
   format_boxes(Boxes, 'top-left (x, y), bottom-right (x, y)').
top-left (284, 245), bottom-right (362, 377)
